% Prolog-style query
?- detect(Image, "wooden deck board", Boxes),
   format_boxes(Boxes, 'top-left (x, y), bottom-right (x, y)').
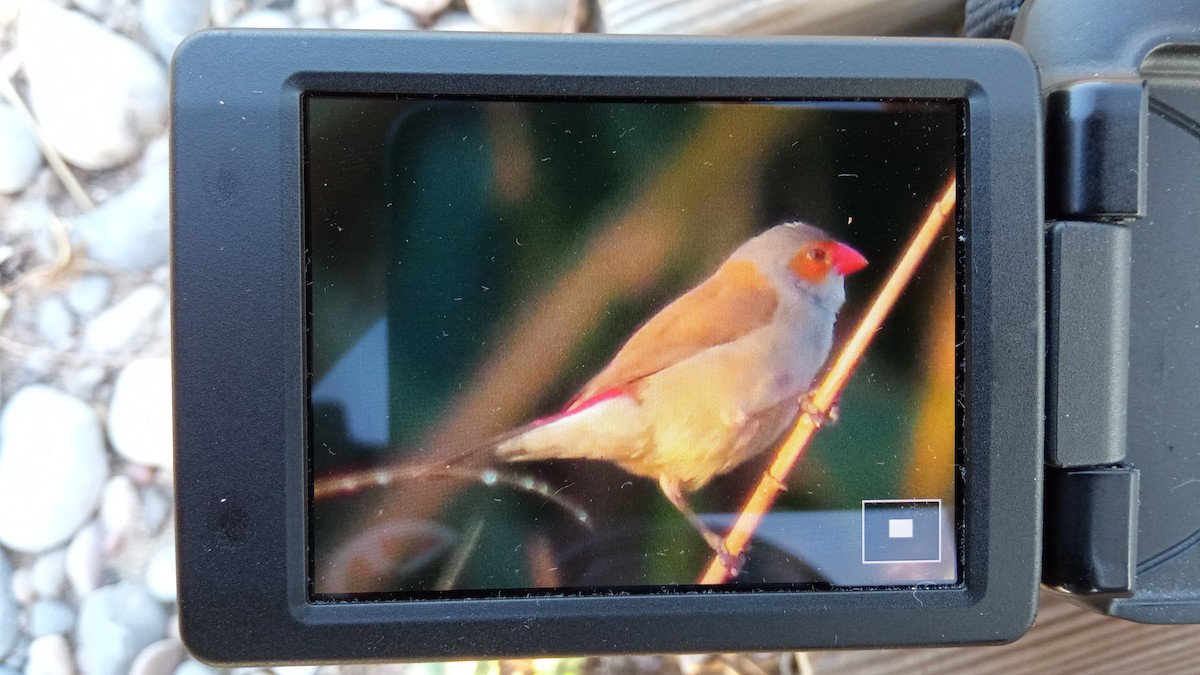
top-left (810, 591), bottom-right (1200, 674)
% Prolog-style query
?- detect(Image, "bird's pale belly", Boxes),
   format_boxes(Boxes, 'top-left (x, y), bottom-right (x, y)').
top-left (627, 330), bottom-right (815, 491)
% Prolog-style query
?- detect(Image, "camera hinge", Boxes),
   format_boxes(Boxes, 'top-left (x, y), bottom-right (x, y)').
top-left (1042, 78), bottom-right (1145, 597)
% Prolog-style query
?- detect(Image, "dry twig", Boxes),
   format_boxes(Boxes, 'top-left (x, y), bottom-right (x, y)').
top-left (698, 177), bottom-right (958, 584)
top-left (0, 72), bottom-right (94, 211)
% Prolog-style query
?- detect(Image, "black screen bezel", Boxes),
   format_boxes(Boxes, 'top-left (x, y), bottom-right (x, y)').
top-left (172, 31), bottom-right (1043, 665)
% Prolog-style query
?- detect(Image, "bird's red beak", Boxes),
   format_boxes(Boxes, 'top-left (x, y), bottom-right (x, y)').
top-left (830, 242), bottom-right (868, 276)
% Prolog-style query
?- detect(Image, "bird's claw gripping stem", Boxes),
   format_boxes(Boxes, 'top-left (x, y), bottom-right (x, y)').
top-left (764, 471), bottom-right (788, 492)
top-left (702, 532), bottom-right (744, 576)
top-left (799, 393), bottom-right (838, 428)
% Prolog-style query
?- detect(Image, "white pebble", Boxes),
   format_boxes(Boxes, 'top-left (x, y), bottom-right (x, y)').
top-left (65, 275), bottom-right (112, 317)
top-left (0, 292), bottom-right (11, 327)
top-left (344, 6), bottom-right (418, 29)
top-left (272, 667), bottom-right (320, 675)
top-left (128, 639), bottom-right (184, 675)
top-left (65, 522), bottom-right (106, 597)
top-left (231, 9), bottom-right (293, 28)
top-left (83, 285), bottom-right (166, 354)
top-left (139, 486), bottom-right (172, 534)
top-left (296, 16), bottom-right (329, 29)
top-left (76, 582), bottom-right (167, 675)
top-left (464, 0), bottom-right (581, 32)
top-left (26, 600), bottom-right (75, 638)
top-left (140, 0), bottom-right (210, 60)
top-left (24, 633), bottom-right (72, 675)
top-left (431, 10), bottom-right (486, 31)
top-left (30, 550), bottom-right (67, 599)
top-left (156, 302), bottom-right (171, 347)
top-left (0, 386), bottom-right (107, 553)
top-left (100, 475), bottom-right (142, 547)
top-left (8, 569), bottom-right (33, 606)
top-left (172, 661), bottom-right (219, 675)
top-left (144, 545), bottom-right (176, 604)
top-left (70, 0), bottom-right (110, 19)
top-left (353, 0), bottom-right (382, 14)
top-left (0, 0), bottom-right (18, 25)
top-left (381, 0), bottom-right (451, 21)
top-left (293, 0), bottom-right (327, 19)
top-left (0, 104), bottom-right (43, 195)
top-left (35, 296), bottom-right (73, 349)
top-left (141, 136), bottom-right (170, 172)
top-left (107, 358), bottom-right (173, 469)
top-left (329, 7), bottom-right (354, 26)
top-left (17, 1), bottom-right (167, 170)
top-left (0, 553), bottom-right (15, 660)
top-left (72, 164), bottom-right (169, 270)
top-left (67, 366), bottom-right (108, 399)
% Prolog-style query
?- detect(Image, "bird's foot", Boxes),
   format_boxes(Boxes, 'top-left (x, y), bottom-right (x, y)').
top-left (799, 394), bottom-right (838, 428)
top-left (764, 470), bottom-right (789, 492)
top-left (703, 532), bottom-right (744, 577)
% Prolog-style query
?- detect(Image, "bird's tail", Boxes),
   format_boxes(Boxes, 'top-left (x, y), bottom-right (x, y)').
top-left (312, 430), bottom-right (596, 528)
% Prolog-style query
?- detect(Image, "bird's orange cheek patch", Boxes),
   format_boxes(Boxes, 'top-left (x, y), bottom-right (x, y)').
top-left (789, 249), bottom-right (831, 284)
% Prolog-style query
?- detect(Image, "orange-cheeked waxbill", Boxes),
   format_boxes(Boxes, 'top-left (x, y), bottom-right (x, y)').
top-left (495, 222), bottom-right (868, 552)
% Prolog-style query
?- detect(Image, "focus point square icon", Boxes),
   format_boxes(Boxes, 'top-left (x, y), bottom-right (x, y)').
top-left (862, 499), bottom-right (942, 564)
top-left (889, 518), bottom-right (914, 539)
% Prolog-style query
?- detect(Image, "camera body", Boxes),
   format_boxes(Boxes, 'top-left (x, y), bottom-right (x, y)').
top-left (169, 0), bottom-right (1200, 665)
top-left (1013, 0), bottom-right (1200, 623)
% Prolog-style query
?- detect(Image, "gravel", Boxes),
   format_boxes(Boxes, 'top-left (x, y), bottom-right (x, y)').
top-left (145, 544), bottom-right (176, 604)
top-left (172, 661), bottom-right (220, 675)
top-left (17, 1), bottom-right (167, 170)
top-left (30, 549), bottom-right (68, 599)
top-left (431, 11), bottom-right (487, 30)
top-left (76, 582), bottom-right (167, 675)
top-left (100, 475), bottom-right (142, 546)
top-left (344, 6), bottom-right (419, 29)
top-left (65, 522), bottom-right (106, 598)
top-left (464, 0), bottom-right (581, 31)
top-left (0, 386), bottom-right (108, 553)
top-left (0, 552), bottom-right (16, 661)
top-left (128, 639), bottom-right (185, 675)
top-left (65, 275), bottom-right (113, 317)
top-left (72, 163), bottom-right (170, 270)
top-left (107, 358), bottom-right (173, 469)
top-left (140, 0), bottom-right (210, 60)
top-left (381, 0), bottom-right (452, 21)
top-left (34, 295), bottom-right (73, 349)
top-left (0, 104), bottom-right (43, 195)
top-left (24, 633), bottom-right (73, 675)
top-left (82, 284), bottom-right (166, 354)
top-left (230, 9), bottom-right (294, 27)
top-left (26, 600), bottom-right (76, 638)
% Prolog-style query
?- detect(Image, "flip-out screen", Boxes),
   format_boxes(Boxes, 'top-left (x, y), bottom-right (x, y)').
top-left (304, 97), bottom-right (961, 599)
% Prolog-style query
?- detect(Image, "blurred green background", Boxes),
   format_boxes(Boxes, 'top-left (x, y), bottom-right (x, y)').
top-left (306, 97), bottom-right (958, 596)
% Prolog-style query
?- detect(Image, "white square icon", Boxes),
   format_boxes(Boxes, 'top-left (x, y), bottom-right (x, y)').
top-left (888, 518), bottom-right (914, 539)
top-left (862, 498), bottom-right (942, 564)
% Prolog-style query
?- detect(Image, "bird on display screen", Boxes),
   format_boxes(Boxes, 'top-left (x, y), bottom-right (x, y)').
top-left (494, 222), bottom-right (868, 559)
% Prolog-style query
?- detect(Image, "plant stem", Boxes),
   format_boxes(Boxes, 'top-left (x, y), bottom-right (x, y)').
top-left (698, 177), bottom-right (958, 584)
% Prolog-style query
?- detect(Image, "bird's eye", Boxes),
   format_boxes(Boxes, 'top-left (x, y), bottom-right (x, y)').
top-left (807, 247), bottom-right (829, 263)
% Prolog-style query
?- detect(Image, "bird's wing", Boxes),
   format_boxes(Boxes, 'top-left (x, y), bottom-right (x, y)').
top-left (569, 258), bottom-right (780, 407)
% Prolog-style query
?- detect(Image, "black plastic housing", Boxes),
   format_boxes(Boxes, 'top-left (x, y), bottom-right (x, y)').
top-left (171, 33), bottom-right (1043, 664)
top-left (1016, 0), bottom-right (1200, 624)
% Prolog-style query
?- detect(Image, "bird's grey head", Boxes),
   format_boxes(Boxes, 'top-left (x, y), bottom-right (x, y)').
top-left (730, 222), bottom-right (867, 313)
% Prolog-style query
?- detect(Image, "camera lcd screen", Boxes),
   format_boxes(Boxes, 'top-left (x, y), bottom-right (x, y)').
top-left (305, 96), bottom-right (961, 600)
